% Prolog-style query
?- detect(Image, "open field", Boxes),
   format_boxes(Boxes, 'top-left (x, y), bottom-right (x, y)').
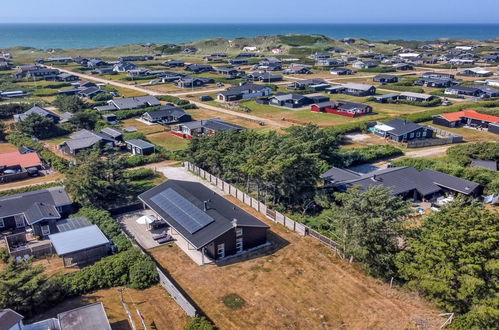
top-left (122, 118), bottom-right (166, 135)
top-left (32, 255), bottom-right (79, 277)
top-left (187, 107), bottom-right (270, 130)
top-left (146, 132), bottom-right (189, 151)
top-left (149, 196), bottom-right (442, 329)
top-left (25, 285), bottom-right (190, 330)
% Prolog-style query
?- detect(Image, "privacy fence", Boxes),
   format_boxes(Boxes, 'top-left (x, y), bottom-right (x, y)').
top-left (184, 162), bottom-right (346, 259)
top-left (407, 126), bottom-right (463, 148)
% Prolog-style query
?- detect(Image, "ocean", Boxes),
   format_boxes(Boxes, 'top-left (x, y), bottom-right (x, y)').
top-left (0, 23), bottom-right (498, 49)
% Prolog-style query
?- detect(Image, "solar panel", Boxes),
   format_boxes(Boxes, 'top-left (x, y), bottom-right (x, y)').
top-left (56, 217), bottom-right (92, 232)
top-left (151, 188), bottom-right (214, 234)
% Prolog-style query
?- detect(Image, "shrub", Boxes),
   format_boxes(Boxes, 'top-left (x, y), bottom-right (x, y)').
top-left (123, 131), bottom-right (148, 141)
top-left (121, 153), bottom-right (167, 168)
top-left (0, 103), bottom-right (32, 120)
top-left (359, 67), bottom-right (396, 73)
top-left (222, 293), bottom-right (246, 310)
top-left (125, 168), bottom-right (156, 181)
top-left (184, 317), bottom-right (215, 330)
top-left (129, 258), bottom-right (159, 289)
top-left (0, 182), bottom-right (61, 197)
top-left (0, 248), bottom-right (10, 263)
top-left (340, 145), bottom-right (403, 167)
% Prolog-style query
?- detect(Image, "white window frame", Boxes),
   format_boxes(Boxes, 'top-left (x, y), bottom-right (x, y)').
top-left (41, 225), bottom-right (50, 236)
top-left (236, 237), bottom-right (243, 253)
top-left (217, 243), bottom-right (225, 258)
top-left (235, 227), bottom-right (243, 237)
top-left (410, 132), bottom-right (415, 138)
top-left (416, 132), bottom-right (421, 137)
top-left (0, 218), bottom-right (4, 228)
top-left (15, 215), bottom-right (25, 228)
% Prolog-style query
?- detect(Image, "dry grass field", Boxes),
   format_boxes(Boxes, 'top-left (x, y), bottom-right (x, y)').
top-left (149, 197), bottom-right (442, 330)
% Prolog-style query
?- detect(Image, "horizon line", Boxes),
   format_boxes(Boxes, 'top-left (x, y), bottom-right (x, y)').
top-left (1, 21), bottom-right (499, 25)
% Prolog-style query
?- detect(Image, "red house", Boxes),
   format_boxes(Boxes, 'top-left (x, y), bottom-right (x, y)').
top-left (311, 100), bottom-right (372, 118)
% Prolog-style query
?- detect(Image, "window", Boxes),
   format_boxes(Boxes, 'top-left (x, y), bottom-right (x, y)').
top-left (410, 132), bottom-right (414, 138)
top-left (217, 243), bottom-right (225, 258)
top-left (15, 216), bottom-right (25, 228)
top-left (41, 225), bottom-right (50, 236)
top-left (236, 237), bottom-right (243, 253)
top-left (416, 132), bottom-right (421, 137)
top-left (235, 227), bottom-right (243, 237)
top-left (0, 219), bottom-right (4, 228)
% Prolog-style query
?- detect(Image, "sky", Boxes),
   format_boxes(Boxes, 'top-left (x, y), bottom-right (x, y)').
top-left (1, 0), bottom-right (499, 24)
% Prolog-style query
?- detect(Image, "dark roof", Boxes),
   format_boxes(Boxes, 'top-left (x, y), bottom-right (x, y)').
top-left (125, 139), bottom-right (155, 149)
top-left (384, 119), bottom-right (425, 136)
top-left (14, 105), bottom-right (60, 122)
top-left (219, 83), bottom-right (270, 97)
top-left (0, 309), bottom-right (23, 328)
top-left (321, 167), bottom-right (361, 181)
top-left (182, 118), bottom-right (245, 132)
top-left (100, 127), bottom-right (123, 139)
top-left (421, 169), bottom-right (482, 195)
top-left (58, 303), bottom-right (111, 330)
top-left (49, 225), bottom-right (109, 255)
top-left (0, 186), bottom-right (71, 220)
top-left (470, 159), bottom-right (497, 171)
top-left (139, 180), bottom-right (269, 249)
top-left (24, 202), bottom-right (60, 225)
top-left (56, 217), bottom-right (92, 232)
top-left (145, 105), bottom-right (188, 120)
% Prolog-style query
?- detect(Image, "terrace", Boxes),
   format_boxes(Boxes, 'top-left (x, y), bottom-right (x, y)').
top-left (3, 231), bottom-right (53, 259)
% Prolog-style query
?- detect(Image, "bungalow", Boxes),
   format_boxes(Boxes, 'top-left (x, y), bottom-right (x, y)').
top-left (432, 109), bottom-right (499, 129)
top-left (14, 105), bottom-right (60, 123)
top-left (94, 95), bottom-right (160, 111)
top-left (246, 72), bottom-right (283, 82)
top-left (283, 64), bottom-right (312, 75)
top-left (184, 47), bottom-right (198, 53)
top-left (211, 52), bottom-right (228, 58)
top-left (444, 86), bottom-right (483, 97)
top-left (203, 56), bottom-right (225, 62)
top-left (78, 86), bottom-right (104, 99)
top-left (0, 150), bottom-right (43, 183)
top-left (113, 62), bottom-right (138, 72)
top-left (458, 67), bottom-right (493, 77)
top-left (287, 78), bottom-right (328, 91)
top-left (372, 119), bottom-right (433, 142)
top-left (422, 72), bottom-right (455, 80)
top-left (162, 60), bottom-right (185, 68)
top-left (185, 64), bottom-right (213, 73)
top-left (229, 58), bottom-right (249, 66)
top-left (0, 186), bottom-right (73, 237)
top-left (352, 60), bottom-right (378, 69)
top-left (0, 90), bottom-right (29, 99)
top-left (415, 77), bottom-right (455, 88)
top-left (160, 72), bottom-right (185, 83)
top-left (311, 100), bottom-right (372, 117)
top-left (14, 68), bottom-right (60, 80)
top-left (87, 58), bottom-right (107, 68)
top-left (310, 52), bottom-right (331, 60)
top-left (215, 67), bottom-right (242, 77)
top-left (176, 77), bottom-right (214, 88)
top-left (399, 92), bottom-right (436, 103)
top-left (60, 129), bottom-right (117, 155)
top-left (119, 55), bottom-right (154, 62)
top-left (373, 74), bottom-right (398, 84)
top-left (139, 179), bottom-right (269, 263)
top-left (217, 83), bottom-right (272, 102)
top-left (483, 54), bottom-right (499, 63)
top-left (269, 93), bottom-right (328, 109)
top-left (173, 118), bottom-right (245, 139)
top-left (56, 72), bottom-right (79, 82)
top-left (373, 93), bottom-right (399, 103)
top-left (321, 166), bottom-right (482, 201)
top-left (316, 58), bottom-right (345, 66)
top-left (330, 67), bottom-right (353, 75)
top-left (100, 127), bottom-right (123, 141)
top-left (393, 63), bottom-right (414, 71)
top-left (125, 139), bottom-right (155, 156)
top-left (448, 59), bottom-right (474, 65)
top-left (330, 83), bottom-right (376, 96)
top-left (102, 114), bottom-right (117, 124)
top-left (141, 105), bottom-right (192, 124)
top-left (59, 112), bottom-right (74, 123)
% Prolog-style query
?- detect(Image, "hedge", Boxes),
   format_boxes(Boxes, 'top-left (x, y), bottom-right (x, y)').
top-left (340, 145), bottom-right (404, 167)
top-left (359, 67), bottom-right (396, 73)
top-left (124, 168), bottom-right (156, 181)
top-left (121, 153), bottom-right (167, 168)
top-left (0, 182), bottom-right (61, 197)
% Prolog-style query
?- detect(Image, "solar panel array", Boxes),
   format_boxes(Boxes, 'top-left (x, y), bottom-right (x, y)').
top-left (151, 188), bottom-right (214, 234)
top-left (56, 217), bottom-right (92, 232)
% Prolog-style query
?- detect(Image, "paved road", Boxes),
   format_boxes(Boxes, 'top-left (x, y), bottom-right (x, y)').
top-left (50, 65), bottom-right (290, 128)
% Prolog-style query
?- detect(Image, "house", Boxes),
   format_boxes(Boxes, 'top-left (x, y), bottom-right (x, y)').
top-left (372, 119), bottom-right (433, 142)
top-left (483, 54), bottom-right (499, 63)
top-left (287, 78), bottom-right (329, 91)
top-left (448, 58), bottom-right (474, 65)
top-left (373, 74), bottom-right (398, 84)
top-left (172, 118), bottom-right (245, 139)
top-left (119, 55), bottom-right (154, 62)
top-left (13, 105), bottom-right (60, 123)
top-left (1, 303), bottom-right (111, 330)
top-left (458, 67), bottom-right (493, 77)
top-left (272, 48), bottom-right (284, 54)
top-left (311, 100), bottom-right (373, 117)
top-left (330, 67), bottom-right (353, 75)
top-left (49, 224), bottom-right (110, 267)
top-left (0, 90), bottom-right (30, 99)
top-left (238, 52), bottom-right (257, 58)
top-left (415, 77), bottom-right (455, 88)
top-left (0, 186), bottom-right (73, 237)
top-left (246, 72), bottom-right (283, 82)
top-left (78, 86), bottom-right (104, 99)
top-left (0, 151), bottom-right (43, 183)
top-left (183, 47), bottom-right (198, 53)
top-left (243, 46), bottom-right (258, 52)
top-left (13, 67), bottom-right (60, 80)
top-left (489, 122), bottom-right (499, 135)
top-left (352, 60), bottom-right (378, 69)
top-left (217, 84), bottom-right (272, 102)
top-left (185, 64), bottom-right (213, 73)
top-left (268, 93), bottom-right (328, 109)
top-left (60, 129), bottom-right (117, 155)
top-left (160, 72), bottom-right (185, 83)
top-left (162, 60), bottom-right (185, 68)
top-left (329, 83), bottom-right (376, 96)
top-left (399, 92), bottom-right (436, 103)
top-left (211, 52), bottom-right (228, 57)
top-left (203, 56), bottom-right (225, 62)
top-left (56, 72), bottom-right (79, 82)
top-left (113, 61), bottom-right (138, 72)
top-left (125, 139), bottom-right (156, 156)
top-left (432, 109), bottom-right (499, 129)
top-left (141, 105), bottom-right (192, 124)
top-left (59, 112), bottom-right (74, 123)
top-left (229, 57), bottom-right (249, 66)
top-left (393, 63), bottom-right (414, 71)
top-left (422, 72), bottom-right (455, 80)
top-left (310, 52), bottom-right (331, 60)
top-left (215, 67), bottom-right (242, 77)
top-left (87, 58), bottom-right (107, 68)
top-left (94, 95), bottom-right (160, 111)
top-left (444, 85), bottom-right (499, 98)
top-left (316, 58), bottom-right (345, 66)
top-left (100, 127), bottom-right (123, 141)
top-left (321, 166), bottom-right (482, 201)
top-left (373, 93), bottom-right (399, 103)
top-left (176, 77), bottom-right (214, 88)
top-left (139, 179), bottom-right (269, 263)
top-left (283, 64), bottom-right (312, 74)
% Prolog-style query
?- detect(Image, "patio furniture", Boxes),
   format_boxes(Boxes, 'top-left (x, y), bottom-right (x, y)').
top-left (152, 232), bottom-right (167, 240)
top-left (156, 235), bottom-right (174, 244)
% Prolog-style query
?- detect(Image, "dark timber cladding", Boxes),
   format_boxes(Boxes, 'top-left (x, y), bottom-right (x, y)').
top-left (139, 180), bottom-right (269, 260)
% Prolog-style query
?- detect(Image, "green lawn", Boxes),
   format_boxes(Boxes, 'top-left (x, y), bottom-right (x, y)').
top-left (146, 131), bottom-right (189, 151)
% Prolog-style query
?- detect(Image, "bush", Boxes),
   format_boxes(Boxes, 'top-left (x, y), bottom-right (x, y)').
top-left (0, 248), bottom-right (10, 263)
top-left (0, 103), bottom-right (32, 120)
top-left (125, 168), bottom-right (156, 181)
top-left (123, 131), bottom-right (148, 141)
top-left (340, 145), bottom-right (403, 167)
top-left (359, 67), bottom-right (396, 73)
top-left (0, 182), bottom-right (61, 197)
top-left (129, 258), bottom-right (159, 289)
top-left (222, 293), bottom-right (246, 309)
top-left (121, 153), bottom-right (167, 168)
top-left (184, 316), bottom-right (215, 330)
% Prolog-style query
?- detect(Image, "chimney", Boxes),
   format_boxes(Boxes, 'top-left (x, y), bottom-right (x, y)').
top-left (203, 201), bottom-right (209, 211)
top-left (232, 218), bottom-right (238, 227)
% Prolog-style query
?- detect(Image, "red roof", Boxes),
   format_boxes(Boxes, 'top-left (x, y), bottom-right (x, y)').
top-left (440, 109), bottom-right (499, 123)
top-left (0, 151), bottom-right (41, 168)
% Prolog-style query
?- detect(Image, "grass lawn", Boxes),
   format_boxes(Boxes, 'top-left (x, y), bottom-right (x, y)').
top-left (149, 195), bottom-right (442, 329)
top-left (146, 132), bottom-right (189, 151)
top-left (423, 121), bottom-right (499, 142)
top-left (122, 118), bottom-right (166, 135)
top-left (0, 142), bottom-right (19, 153)
top-left (25, 286), bottom-right (190, 330)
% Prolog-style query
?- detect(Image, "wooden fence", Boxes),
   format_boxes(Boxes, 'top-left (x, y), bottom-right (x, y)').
top-left (184, 162), bottom-right (346, 257)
